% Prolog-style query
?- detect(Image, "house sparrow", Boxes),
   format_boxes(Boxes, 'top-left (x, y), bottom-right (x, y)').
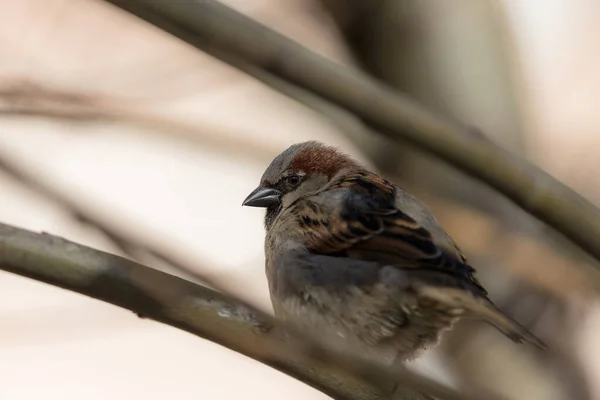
top-left (243, 141), bottom-right (545, 363)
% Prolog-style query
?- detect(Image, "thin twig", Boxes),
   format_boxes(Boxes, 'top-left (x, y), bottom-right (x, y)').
top-left (0, 148), bottom-right (224, 292)
top-left (0, 79), bottom-right (277, 164)
top-left (102, 0), bottom-right (600, 266)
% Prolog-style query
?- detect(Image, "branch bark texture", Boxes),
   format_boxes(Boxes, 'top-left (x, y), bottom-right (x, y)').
top-left (103, 0), bottom-right (600, 264)
top-left (0, 221), bottom-right (472, 400)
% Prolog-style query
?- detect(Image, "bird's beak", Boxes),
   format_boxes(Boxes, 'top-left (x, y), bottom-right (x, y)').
top-left (242, 186), bottom-right (281, 207)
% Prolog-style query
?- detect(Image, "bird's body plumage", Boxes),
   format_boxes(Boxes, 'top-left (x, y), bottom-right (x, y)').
top-left (244, 141), bottom-right (544, 363)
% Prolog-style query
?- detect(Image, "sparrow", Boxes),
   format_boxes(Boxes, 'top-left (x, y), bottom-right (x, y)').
top-left (243, 141), bottom-right (545, 363)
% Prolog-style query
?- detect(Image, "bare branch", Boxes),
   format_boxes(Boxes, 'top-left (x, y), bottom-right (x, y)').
top-left (0, 220), bottom-right (475, 400)
top-left (102, 0), bottom-right (600, 265)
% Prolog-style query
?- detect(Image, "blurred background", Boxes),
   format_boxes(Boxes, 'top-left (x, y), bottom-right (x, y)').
top-left (1, 0), bottom-right (600, 399)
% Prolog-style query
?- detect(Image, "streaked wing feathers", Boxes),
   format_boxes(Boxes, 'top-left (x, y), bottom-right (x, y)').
top-left (297, 170), bottom-right (486, 294)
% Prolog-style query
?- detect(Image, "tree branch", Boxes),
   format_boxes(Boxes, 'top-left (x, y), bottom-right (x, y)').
top-left (102, 0), bottom-right (600, 265)
top-left (0, 220), bottom-right (475, 400)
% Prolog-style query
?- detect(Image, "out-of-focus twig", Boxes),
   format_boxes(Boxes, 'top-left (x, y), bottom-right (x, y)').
top-left (0, 220), bottom-right (474, 400)
top-left (0, 79), bottom-right (276, 163)
top-left (102, 0), bottom-right (600, 266)
top-left (0, 146), bottom-right (241, 299)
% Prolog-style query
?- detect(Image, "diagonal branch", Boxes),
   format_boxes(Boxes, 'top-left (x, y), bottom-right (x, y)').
top-left (101, 0), bottom-right (600, 265)
top-left (0, 220), bottom-right (473, 400)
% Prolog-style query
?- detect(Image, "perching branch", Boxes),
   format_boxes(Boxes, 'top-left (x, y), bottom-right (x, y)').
top-left (102, 0), bottom-right (600, 265)
top-left (0, 147), bottom-right (471, 399)
top-left (0, 220), bottom-right (476, 400)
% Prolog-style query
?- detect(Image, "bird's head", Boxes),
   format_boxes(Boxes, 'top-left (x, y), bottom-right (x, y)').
top-left (242, 141), bottom-right (359, 229)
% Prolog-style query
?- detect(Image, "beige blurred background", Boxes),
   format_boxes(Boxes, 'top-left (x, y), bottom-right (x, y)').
top-left (1, 0), bottom-right (599, 399)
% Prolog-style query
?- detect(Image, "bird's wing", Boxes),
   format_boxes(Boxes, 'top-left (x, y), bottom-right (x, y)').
top-left (297, 170), bottom-right (486, 294)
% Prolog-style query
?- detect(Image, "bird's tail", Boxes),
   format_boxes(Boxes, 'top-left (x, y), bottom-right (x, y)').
top-left (418, 284), bottom-right (547, 350)
top-left (475, 300), bottom-right (547, 350)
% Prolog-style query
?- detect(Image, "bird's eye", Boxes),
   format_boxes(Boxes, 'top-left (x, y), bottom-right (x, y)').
top-left (286, 175), bottom-right (301, 186)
